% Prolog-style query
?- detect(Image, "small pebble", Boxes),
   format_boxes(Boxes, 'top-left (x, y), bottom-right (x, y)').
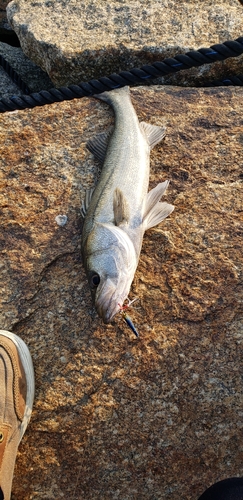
top-left (55, 214), bottom-right (68, 226)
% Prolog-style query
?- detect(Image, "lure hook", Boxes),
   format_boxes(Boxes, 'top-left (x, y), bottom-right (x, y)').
top-left (118, 297), bottom-right (139, 338)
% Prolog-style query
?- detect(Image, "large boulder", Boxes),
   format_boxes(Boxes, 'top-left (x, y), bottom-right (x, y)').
top-left (6, 0), bottom-right (243, 86)
top-left (0, 86), bottom-right (242, 499)
top-left (0, 0), bottom-right (13, 44)
top-left (0, 41), bottom-right (53, 97)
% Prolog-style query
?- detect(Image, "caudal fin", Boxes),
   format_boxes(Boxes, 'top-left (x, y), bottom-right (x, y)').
top-left (93, 86), bottom-right (130, 104)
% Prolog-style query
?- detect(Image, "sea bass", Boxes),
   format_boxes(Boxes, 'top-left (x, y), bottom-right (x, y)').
top-left (81, 87), bottom-right (174, 323)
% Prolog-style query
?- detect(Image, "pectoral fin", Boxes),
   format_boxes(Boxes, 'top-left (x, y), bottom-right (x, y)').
top-left (140, 122), bottom-right (166, 150)
top-left (113, 188), bottom-right (130, 226)
top-left (143, 181), bottom-right (174, 230)
top-left (86, 131), bottom-right (111, 163)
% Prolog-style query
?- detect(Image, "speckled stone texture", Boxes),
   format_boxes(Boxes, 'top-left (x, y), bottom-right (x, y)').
top-left (0, 42), bottom-right (53, 98)
top-left (0, 0), bottom-right (10, 34)
top-left (0, 1), bottom-right (11, 24)
top-left (0, 86), bottom-right (243, 499)
top-left (6, 0), bottom-right (243, 87)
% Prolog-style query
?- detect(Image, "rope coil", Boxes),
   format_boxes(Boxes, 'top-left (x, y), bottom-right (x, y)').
top-left (0, 36), bottom-right (243, 113)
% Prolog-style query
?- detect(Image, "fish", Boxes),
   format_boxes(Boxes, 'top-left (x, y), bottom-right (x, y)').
top-left (81, 86), bottom-right (174, 324)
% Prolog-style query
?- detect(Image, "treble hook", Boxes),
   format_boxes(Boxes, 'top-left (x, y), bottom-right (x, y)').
top-left (118, 298), bottom-right (139, 338)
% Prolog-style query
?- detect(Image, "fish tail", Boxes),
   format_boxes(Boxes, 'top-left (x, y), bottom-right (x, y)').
top-left (94, 86), bottom-right (130, 105)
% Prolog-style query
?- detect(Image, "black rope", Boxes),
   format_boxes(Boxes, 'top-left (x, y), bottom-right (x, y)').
top-left (0, 36), bottom-right (243, 113)
top-left (206, 74), bottom-right (243, 86)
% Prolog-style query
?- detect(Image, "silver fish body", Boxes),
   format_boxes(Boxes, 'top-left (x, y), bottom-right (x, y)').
top-left (81, 86), bottom-right (174, 323)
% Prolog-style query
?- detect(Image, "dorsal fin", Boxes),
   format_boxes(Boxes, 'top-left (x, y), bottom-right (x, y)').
top-left (140, 122), bottom-right (166, 149)
top-left (86, 130), bottom-right (112, 163)
top-left (113, 188), bottom-right (130, 226)
top-left (143, 181), bottom-right (174, 230)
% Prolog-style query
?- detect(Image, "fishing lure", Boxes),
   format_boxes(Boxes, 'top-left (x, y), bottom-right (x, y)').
top-left (118, 298), bottom-right (139, 338)
top-left (122, 312), bottom-right (139, 338)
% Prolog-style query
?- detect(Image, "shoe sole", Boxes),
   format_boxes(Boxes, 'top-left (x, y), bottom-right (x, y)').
top-left (0, 330), bottom-right (35, 441)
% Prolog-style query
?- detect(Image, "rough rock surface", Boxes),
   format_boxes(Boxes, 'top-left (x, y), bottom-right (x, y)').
top-left (0, 10), bottom-right (8, 31)
top-left (0, 0), bottom-right (53, 97)
top-left (0, 86), bottom-right (243, 499)
top-left (6, 0), bottom-right (243, 87)
top-left (0, 0), bottom-right (12, 39)
top-left (0, 41), bottom-right (53, 98)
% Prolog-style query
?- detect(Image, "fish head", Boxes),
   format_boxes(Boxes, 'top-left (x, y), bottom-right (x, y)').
top-left (84, 223), bottom-right (138, 323)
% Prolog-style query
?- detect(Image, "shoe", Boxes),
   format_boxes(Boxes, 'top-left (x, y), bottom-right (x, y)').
top-left (0, 330), bottom-right (35, 500)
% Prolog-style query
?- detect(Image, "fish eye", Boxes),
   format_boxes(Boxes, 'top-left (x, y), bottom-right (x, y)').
top-left (90, 273), bottom-right (100, 288)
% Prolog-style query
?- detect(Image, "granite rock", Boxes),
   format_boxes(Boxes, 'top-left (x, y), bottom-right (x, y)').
top-left (6, 0), bottom-right (243, 87)
top-left (0, 0), bottom-right (12, 38)
top-left (0, 86), bottom-right (243, 499)
top-left (0, 41), bottom-right (53, 97)
top-left (0, 10), bottom-right (8, 30)
top-left (0, 1), bottom-right (9, 8)
top-left (0, 1), bottom-right (53, 98)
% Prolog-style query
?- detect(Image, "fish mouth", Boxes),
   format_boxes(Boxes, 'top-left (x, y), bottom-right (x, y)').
top-left (96, 296), bottom-right (121, 324)
top-left (95, 279), bottom-right (124, 324)
top-left (101, 304), bottom-right (120, 324)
